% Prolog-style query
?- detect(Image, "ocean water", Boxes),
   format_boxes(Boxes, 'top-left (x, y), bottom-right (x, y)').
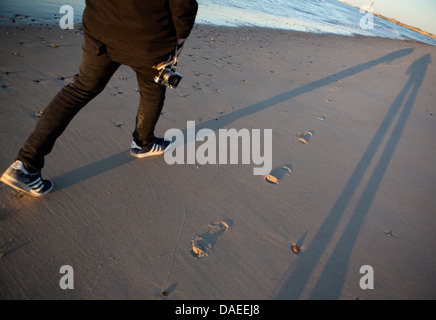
top-left (0, 0), bottom-right (435, 46)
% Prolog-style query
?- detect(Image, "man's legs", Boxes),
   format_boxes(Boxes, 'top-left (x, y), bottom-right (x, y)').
top-left (17, 46), bottom-right (120, 173)
top-left (131, 67), bottom-right (167, 149)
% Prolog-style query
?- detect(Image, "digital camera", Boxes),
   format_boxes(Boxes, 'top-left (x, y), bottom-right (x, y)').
top-left (154, 68), bottom-right (183, 89)
top-left (154, 44), bottom-right (184, 89)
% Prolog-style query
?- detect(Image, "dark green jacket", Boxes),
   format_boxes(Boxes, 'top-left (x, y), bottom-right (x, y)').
top-left (82, 0), bottom-right (198, 66)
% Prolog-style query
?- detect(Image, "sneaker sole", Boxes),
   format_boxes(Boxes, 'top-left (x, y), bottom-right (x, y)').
top-left (0, 173), bottom-right (53, 198)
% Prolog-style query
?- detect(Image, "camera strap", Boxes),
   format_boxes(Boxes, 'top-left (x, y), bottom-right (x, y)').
top-left (156, 44), bottom-right (184, 71)
top-left (173, 44), bottom-right (184, 70)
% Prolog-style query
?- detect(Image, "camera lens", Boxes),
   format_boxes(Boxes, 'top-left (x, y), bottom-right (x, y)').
top-left (166, 73), bottom-right (182, 88)
top-left (168, 75), bottom-right (178, 86)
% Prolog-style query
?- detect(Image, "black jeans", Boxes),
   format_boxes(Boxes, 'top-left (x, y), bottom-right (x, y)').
top-left (17, 42), bottom-right (167, 173)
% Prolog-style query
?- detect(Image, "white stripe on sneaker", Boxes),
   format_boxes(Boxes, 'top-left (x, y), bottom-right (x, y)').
top-left (33, 181), bottom-right (43, 189)
top-left (131, 141), bottom-right (142, 150)
top-left (28, 177), bottom-right (41, 187)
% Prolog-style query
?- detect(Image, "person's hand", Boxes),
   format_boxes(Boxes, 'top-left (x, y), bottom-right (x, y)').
top-left (177, 38), bottom-right (185, 45)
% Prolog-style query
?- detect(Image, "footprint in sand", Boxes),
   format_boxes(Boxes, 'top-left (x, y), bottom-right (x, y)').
top-left (316, 115), bottom-right (326, 121)
top-left (191, 221), bottom-right (231, 259)
top-left (264, 165), bottom-right (292, 185)
top-left (297, 130), bottom-right (314, 144)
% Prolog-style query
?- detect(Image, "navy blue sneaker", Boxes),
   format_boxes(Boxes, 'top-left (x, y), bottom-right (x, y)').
top-left (130, 137), bottom-right (171, 159)
top-left (0, 160), bottom-right (53, 197)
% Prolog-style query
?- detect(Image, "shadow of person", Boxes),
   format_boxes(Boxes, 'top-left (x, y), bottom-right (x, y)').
top-left (274, 53), bottom-right (432, 300)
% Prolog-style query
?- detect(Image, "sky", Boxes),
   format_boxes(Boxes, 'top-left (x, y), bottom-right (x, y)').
top-left (341, 0), bottom-right (436, 34)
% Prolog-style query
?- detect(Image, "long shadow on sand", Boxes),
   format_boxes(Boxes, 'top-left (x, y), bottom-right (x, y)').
top-left (54, 48), bottom-right (415, 191)
top-left (274, 53), bottom-right (431, 300)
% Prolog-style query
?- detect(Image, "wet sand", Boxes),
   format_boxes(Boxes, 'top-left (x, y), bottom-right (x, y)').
top-left (0, 21), bottom-right (436, 300)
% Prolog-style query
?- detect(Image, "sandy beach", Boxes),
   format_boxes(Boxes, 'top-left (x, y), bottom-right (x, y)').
top-left (0, 20), bottom-right (435, 300)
